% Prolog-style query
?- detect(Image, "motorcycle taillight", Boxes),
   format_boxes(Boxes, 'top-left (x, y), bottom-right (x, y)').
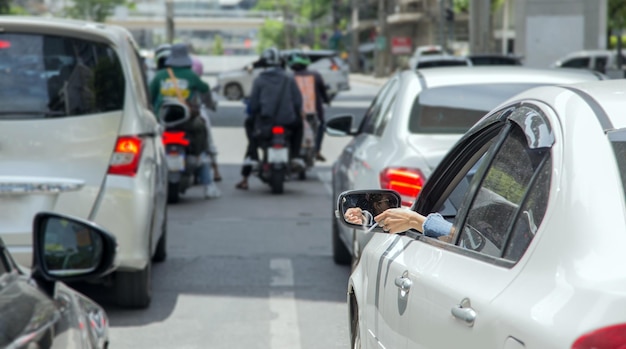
top-left (162, 131), bottom-right (190, 146)
top-left (272, 126), bottom-right (285, 135)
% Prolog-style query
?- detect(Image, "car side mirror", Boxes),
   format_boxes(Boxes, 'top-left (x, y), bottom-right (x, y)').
top-left (32, 212), bottom-right (117, 282)
top-left (325, 114), bottom-right (356, 136)
top-left (336, 189), bottom-right (401, 231)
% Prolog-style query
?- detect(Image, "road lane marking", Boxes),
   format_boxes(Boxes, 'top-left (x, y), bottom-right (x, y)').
top-left (269, 258), bottom-right (301, 349)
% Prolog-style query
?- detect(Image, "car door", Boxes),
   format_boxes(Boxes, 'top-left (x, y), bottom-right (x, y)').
top-left (378, 103), bottom-right (555, 348)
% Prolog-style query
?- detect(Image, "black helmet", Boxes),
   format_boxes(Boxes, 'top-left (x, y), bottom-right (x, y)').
top-left (261, 47), bottom-right (281, 67)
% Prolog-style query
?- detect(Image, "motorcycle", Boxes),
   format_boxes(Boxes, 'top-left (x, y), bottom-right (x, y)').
top-left (253, 124), bottom-right (306, 194)
top-left (159, 100), bottom-right (202, 203)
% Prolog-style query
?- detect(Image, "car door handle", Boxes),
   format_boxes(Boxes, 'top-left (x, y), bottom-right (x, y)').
top-left (394, 276), bottom-right (412, 292)
top-left (451, 298), bottom-right (476, 326)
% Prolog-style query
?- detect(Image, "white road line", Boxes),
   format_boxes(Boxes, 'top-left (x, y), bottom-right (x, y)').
top-left (269, 258), bottom-right (301, 349)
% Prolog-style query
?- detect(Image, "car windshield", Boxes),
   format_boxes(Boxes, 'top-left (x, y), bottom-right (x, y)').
top-left (408, 83), bottom-right (546, 134)
top-left (417, 60), bottom-right (468, 69)
top-left (0, 33), bottom-right (125, 120)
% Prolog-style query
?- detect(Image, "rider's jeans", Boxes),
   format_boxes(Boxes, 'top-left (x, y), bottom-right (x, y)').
top-left (196, 152), bottom-right (213, 185)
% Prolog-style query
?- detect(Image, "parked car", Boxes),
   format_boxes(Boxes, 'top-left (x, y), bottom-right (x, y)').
top-left (0, 16), bottom-right (169, 309)
top-left (407, 45), bottom-right (447, 70)
top-left (340, 78), bottom-right (626, 349)
top-left (467, 53), bottom-right (523, 66)
top-left (215, 49), bottom-right (350, 100)
top-left (551, 49), bottom-right (626, 75)
top-left (0, 211), bottom-right (116, 348)
top-left (325, 66), bottom-right (607, 267)
top-left (413, 54), bottom-right (472, 69)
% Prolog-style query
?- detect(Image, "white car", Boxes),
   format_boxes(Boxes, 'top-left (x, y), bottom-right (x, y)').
top-left (0, 16), bottom-right (169, 309)
top-left (326, 66), bottom-right (607, 267)
top-left (340, 78), bottom-right (626, 349)
top-left (215, 49), bottom-right (350, 100)
top-left (551, 49), bottom-right (626, 77)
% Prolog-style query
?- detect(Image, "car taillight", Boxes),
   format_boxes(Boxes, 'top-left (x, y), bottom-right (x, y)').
top-left (108, 136), bottom-right (143, 177)
top-left (272, 126), bottom-right (285, 135)
top-left (0, 40), bottom-right (11, 49)
top-left (379, 167), bottom-right (425, 207)
top-left (572, 324), bottom-right (626, 349)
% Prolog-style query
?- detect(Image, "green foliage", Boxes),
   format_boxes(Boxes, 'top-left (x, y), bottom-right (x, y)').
top-left (609, 35), bottom-right (626, 48)
top-left (258, 19), bottom-right (285, 51)
top-left (609, 0), bottom-right (626, 32)
top-left (64, 0), bottom-right (129, 22)
top-left (0, 0), bottom-right (9, 14)
top-left (212, 35), bottom-right (224, 55)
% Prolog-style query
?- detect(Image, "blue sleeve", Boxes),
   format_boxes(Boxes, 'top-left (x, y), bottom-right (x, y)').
top-left (423, 213), bottom-right (453, 238)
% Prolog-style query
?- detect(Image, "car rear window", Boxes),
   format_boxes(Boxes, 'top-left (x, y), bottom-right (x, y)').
top-left (0, 33), bottom-right (125, 120)
top-left (408, 83), bottom-right (546, 134)
top-left (417, 60), bottom-right (469, 69)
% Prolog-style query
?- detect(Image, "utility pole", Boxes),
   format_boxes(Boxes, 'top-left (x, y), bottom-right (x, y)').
top-left (165, 0), bottom-right (174, 44)
top-left (375, 0), bottom-right (388, 77)
top-left (350, 0), bottom-right (360, 72)
top-left (469, 0), bottom-right (492, 54)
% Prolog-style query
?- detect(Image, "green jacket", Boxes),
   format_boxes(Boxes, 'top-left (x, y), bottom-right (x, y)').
top-left (149, 67), bottom-right (209, 113)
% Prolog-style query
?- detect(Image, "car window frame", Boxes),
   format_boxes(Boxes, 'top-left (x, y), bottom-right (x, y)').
top-left (411, 102), bottom-right (555, 267)
top-left (358, 76), bottom-right (398, 135)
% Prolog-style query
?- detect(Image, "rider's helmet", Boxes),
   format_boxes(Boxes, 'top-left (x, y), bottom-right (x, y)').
top-left (287, 50), bottom-right (311, 71)
top-left (154, 43), bottom-right (172, 70)
top-left (261, 47), bottom-right (282, 67)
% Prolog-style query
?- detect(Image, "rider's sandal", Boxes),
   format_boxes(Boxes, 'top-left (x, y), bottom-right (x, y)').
top-left (235, 181), bottom-right (248, 190)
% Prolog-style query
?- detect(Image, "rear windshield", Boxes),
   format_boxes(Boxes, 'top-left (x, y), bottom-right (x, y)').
top-left (0, 33), bottom-right (125, 120)
top-left (408, 83), bottom-right (546, 134)
top-left (417, 60), bottom-right (468, 69)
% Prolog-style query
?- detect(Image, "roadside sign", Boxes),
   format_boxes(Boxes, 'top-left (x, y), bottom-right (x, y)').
top-left (391, 37), bottom-right (412, 55)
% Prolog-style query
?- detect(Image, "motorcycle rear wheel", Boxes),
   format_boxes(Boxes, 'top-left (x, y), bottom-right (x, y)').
top-left (270, 168), bottom-right (285, 194)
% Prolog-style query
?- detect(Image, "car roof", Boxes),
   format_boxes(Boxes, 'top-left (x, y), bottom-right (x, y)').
top-left (0, 15), bottom-right (131, 44)
top-left (410, 66), bottom-right (605, 87)
top-left (563, 79), bottom-right (626, 129)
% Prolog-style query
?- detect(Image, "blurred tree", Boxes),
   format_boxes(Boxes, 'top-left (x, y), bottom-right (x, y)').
top-left (212, 35), bottom-right (225, 55)
top-left (64, 0), bottom-right (135, 23)
top-left (0, 0), bottom-right (9, 14)
top-left (258, 19), bottom-right (285, 52)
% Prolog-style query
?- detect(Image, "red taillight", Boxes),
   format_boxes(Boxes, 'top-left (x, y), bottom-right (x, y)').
top-left (572, 324), bottom-right (626, 349)
top-left (108, 136), bottom-right (143, 177)
top-left (0, 40), bottom-right (11, 49)
top-left (272, 126), bottom-right (285, 135)
top-left (379, 167), bottom-right (425, 207)
top-left (162, 131), bottom-right (190, 146)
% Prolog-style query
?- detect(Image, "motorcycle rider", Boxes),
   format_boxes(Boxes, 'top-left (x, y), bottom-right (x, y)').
top-left (150, 43), bottom-right (216, 199)
top-left (287, 51), bottom-right (331, 162)
top-left (235, 47), bottom-right (304, 190)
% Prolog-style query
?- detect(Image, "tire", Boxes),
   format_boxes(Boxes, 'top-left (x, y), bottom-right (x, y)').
top-left (332, 215), bottom-right (352, 265)
top-left (167, 182), bottom-right (180, 204)
top-left (270, 168), bottom-right (284, 194)
top-left (153, 207), bottom-right (167, 263)
top-left (224, 83), bottom-right (243, 101)
top-left (298, 169), bottom-right (306, 180)
top-left (114, 261), bottom-right (152, 309)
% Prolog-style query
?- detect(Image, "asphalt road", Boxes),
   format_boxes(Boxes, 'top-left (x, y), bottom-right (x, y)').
top-left (81, 79), bottom-right (383, 349)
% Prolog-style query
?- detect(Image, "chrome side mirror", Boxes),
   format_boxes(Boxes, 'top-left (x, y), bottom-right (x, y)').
top-left (336, 190), bottom-right (401, 231)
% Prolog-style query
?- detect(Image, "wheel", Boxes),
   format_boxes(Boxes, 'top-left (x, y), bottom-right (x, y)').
top-left (224, 83), bottom-right (243, 100)
top-left (153, 207), bottom-right (167, 263)
top-left (270, 168), bottom-right (285, 194)
top-left (114, 261), bottom-right (152, 309)
top-left (167, 182), bottom-right (180, 204)
top-left (332, 215), bottom-right (352, 265)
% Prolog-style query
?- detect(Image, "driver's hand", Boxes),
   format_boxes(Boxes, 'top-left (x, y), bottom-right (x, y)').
top-left (345, 207), bottom-right (365, 225)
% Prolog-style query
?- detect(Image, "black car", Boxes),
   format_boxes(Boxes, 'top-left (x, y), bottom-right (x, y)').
top-left (468, 53), bottom-right (523, 66)
top-left (0, 212), bottom-right (116, 348)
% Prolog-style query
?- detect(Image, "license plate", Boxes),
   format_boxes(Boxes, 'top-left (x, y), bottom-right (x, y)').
top-left (268, 148), bottom-right (288, 163)
top-left (166, 154), bottom-right (185, 171)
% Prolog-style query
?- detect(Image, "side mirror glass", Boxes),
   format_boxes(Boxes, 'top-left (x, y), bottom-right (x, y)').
top-left (33, 212), bottom-right (117, 281)
top-left (336, 190), bottom-right (402, 230)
